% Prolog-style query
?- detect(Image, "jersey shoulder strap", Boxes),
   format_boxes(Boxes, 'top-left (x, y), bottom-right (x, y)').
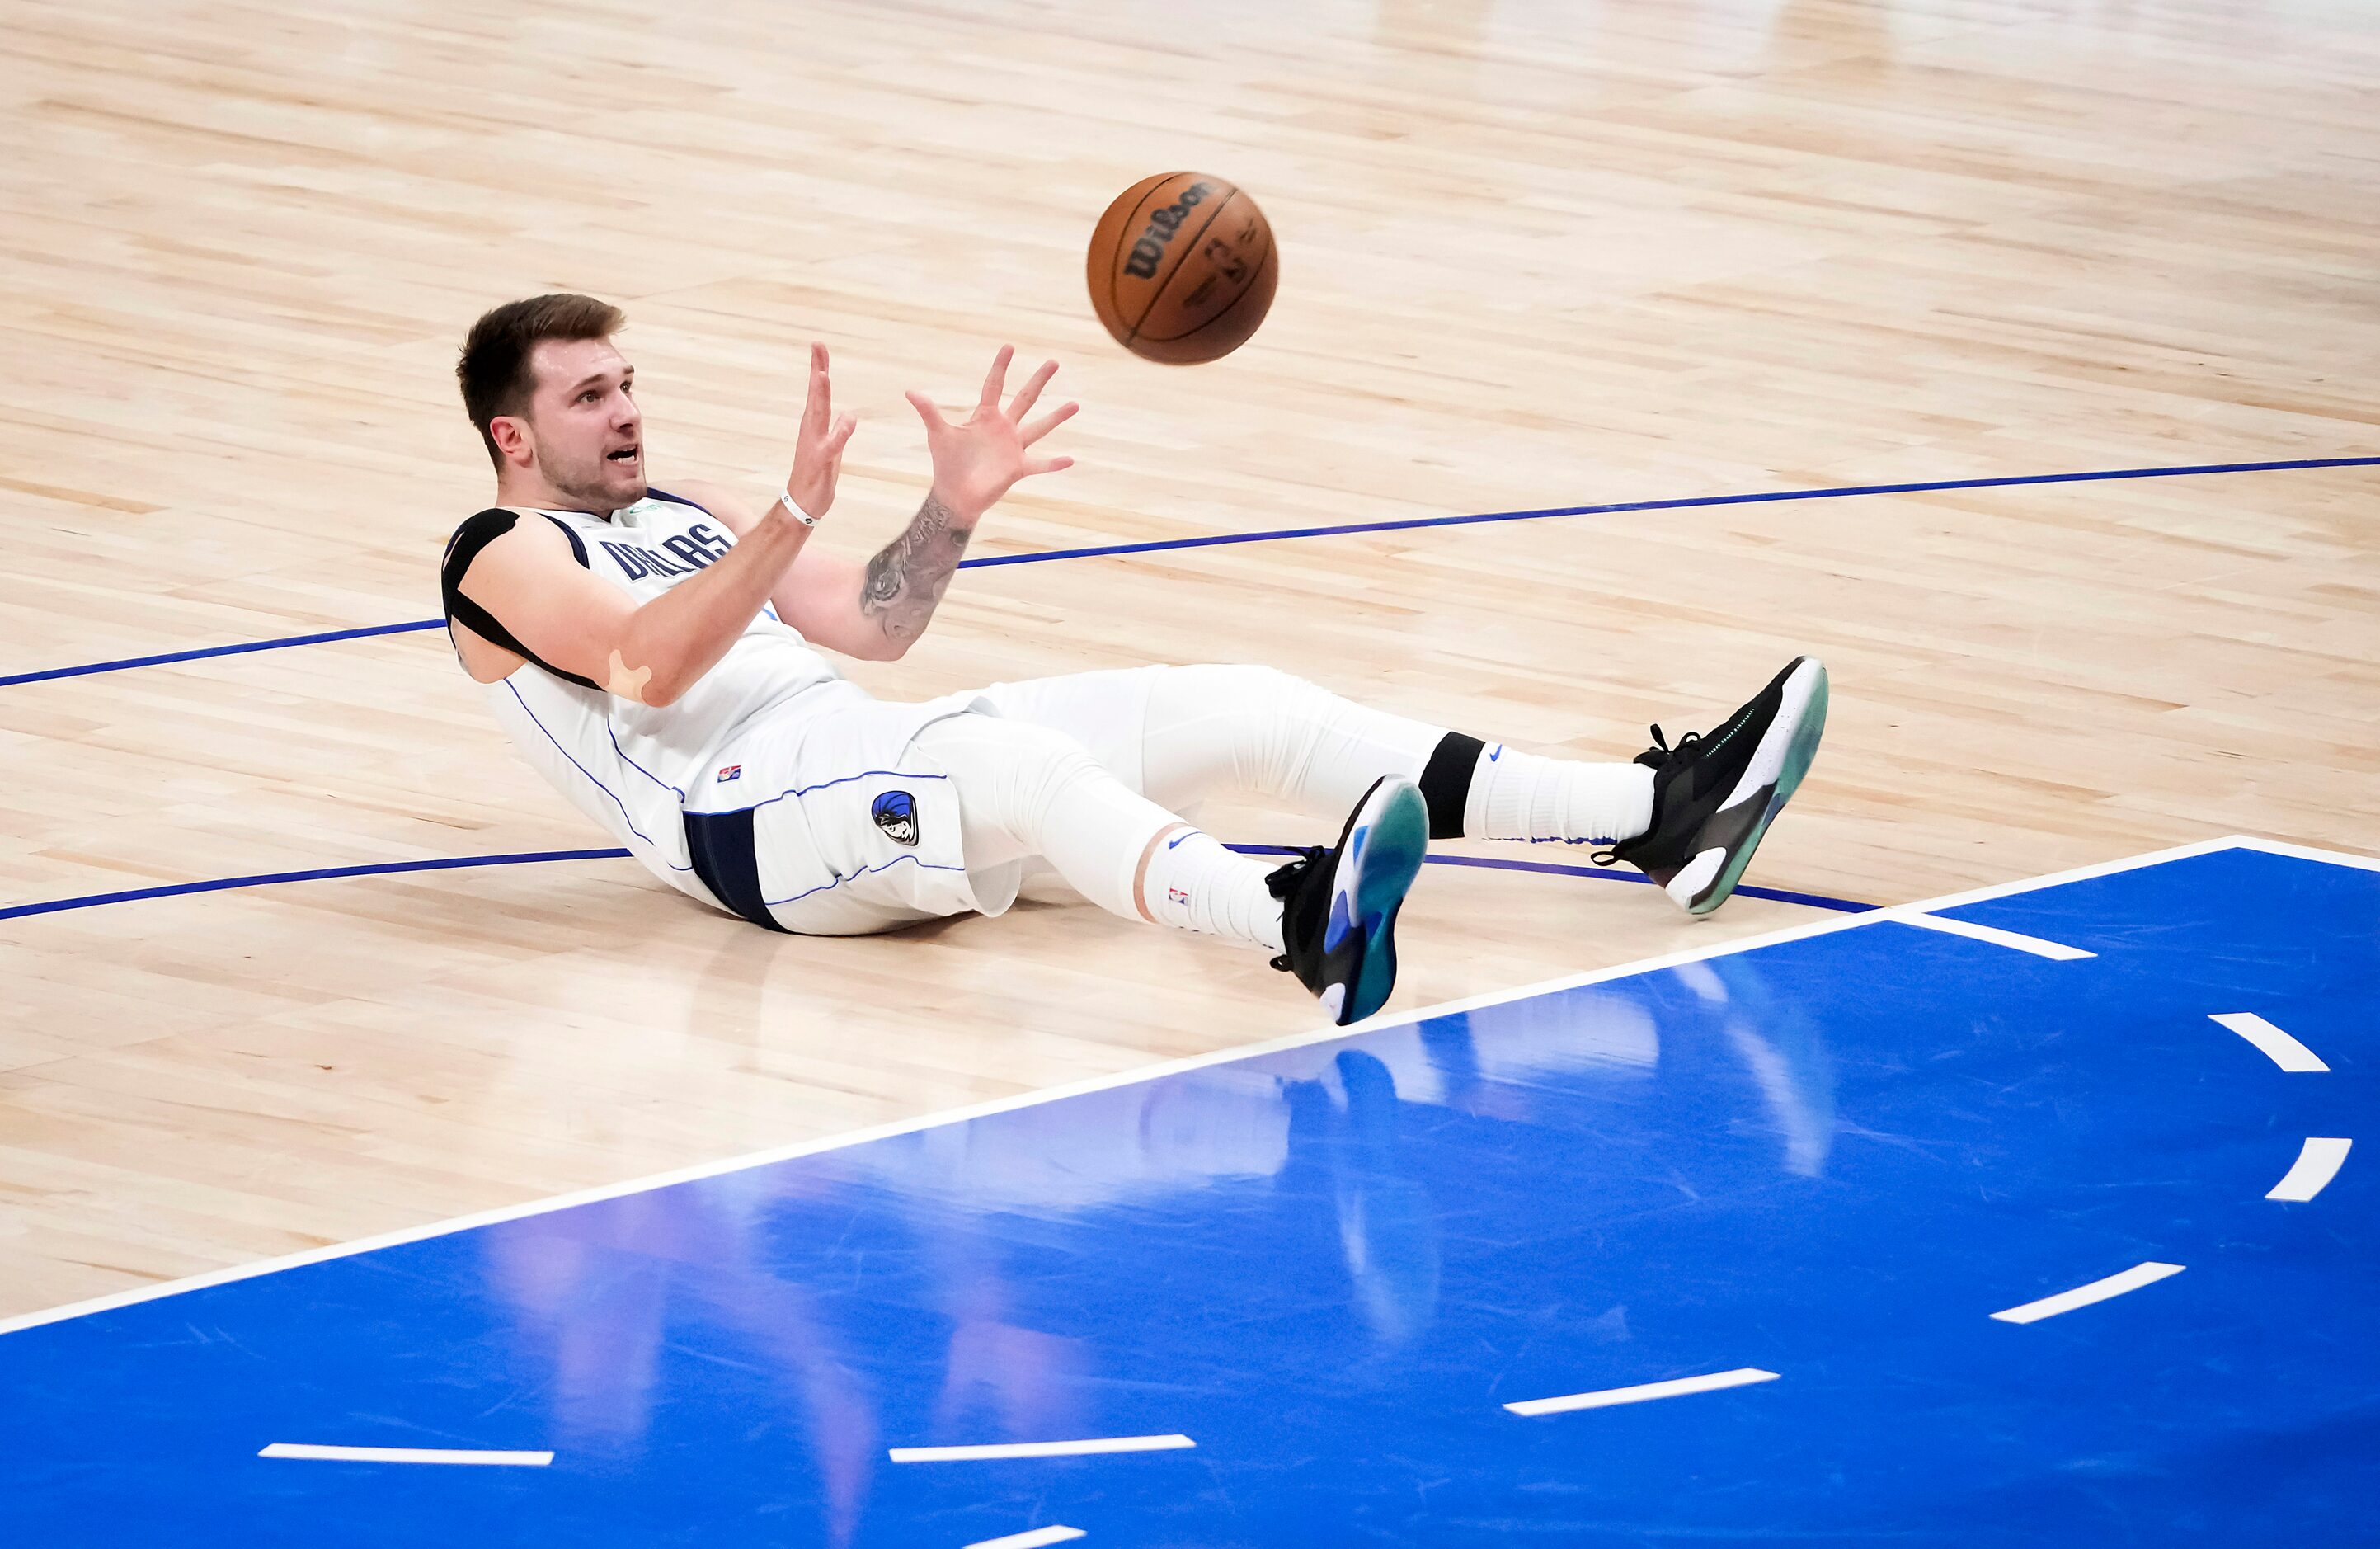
top-left (440, 508), bottom-right (603, 692)
top-left (646, 487), bottom-right (711, 515)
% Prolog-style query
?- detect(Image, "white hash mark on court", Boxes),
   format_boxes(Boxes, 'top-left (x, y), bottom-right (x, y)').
top-left (1990, 1261), bottom-right (2184, 1324)
top-left (2211, 1013), bottom-right (2329, 1072)
top-left (966, 1528), bottom-right (1086, 1549)
top-left (1504, 1367), bottom-right (1780, 1417)
top-left (1896, 912), bottom-right (2094, 960)
top-left (889, 1434), bottom-right (1194, 1463)
top-left (2268, 1137), bottom-right (2353, 1202)
top-left (258, 1443), bottom-right (552, 1466)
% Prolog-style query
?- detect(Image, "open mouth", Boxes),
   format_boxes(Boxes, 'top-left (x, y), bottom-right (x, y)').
top-left (606, 443), bottom-right (641, 467)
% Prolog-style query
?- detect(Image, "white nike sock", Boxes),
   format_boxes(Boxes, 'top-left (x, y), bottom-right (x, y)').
top-left (1140, 826), bottom-right (1287, 953)
top-left (1463, 746), bottom-right (1655, 846)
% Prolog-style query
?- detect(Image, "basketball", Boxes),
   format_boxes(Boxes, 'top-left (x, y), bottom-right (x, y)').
top-left (1086, 172), bottom-right (1278, 364)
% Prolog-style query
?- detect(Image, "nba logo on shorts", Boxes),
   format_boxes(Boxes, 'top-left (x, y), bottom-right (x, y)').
top-left (871, 789), bottom-right (919, 846)
top-left (715, 764), bottom-right (741, 784)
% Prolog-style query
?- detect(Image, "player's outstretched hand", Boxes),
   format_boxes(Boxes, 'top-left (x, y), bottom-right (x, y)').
top-left (906, 346), bottom-right (1078, 520)
top-left (784, 342), bottom-right (858, 520)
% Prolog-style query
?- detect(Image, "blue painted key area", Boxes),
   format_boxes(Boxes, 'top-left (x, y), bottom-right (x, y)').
top-left (4, 842), bottom-right (2374, 1545)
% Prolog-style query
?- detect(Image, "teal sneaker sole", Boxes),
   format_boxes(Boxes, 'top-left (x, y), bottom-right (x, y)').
top-left (1329, 780), bottom-right (1428, 1024)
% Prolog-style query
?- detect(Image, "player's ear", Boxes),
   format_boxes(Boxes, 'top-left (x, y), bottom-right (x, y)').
top-left (489, 414), bottom-right (534, 468)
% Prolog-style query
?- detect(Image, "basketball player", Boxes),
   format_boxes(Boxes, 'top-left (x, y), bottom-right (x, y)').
top-left (443, 295), bottom-right (1828, 1025)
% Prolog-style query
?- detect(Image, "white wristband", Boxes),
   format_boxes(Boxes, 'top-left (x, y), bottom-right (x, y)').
top-left (778, 489), bottom-right (821, 528)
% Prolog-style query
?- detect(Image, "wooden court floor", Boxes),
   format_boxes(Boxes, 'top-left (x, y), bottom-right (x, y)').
top-left (1, 0), bottom-right (2374, 1322)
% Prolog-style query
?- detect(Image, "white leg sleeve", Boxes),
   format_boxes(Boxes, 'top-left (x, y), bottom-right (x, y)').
top-left (1146, 665), bottom-right (1652, 844)
top-left (1137, 664), bottom-right (1446, 817)
top-left (972, 663), bottom-right (1441, 815)
top-left (910, 713), bottom-right (1283, 952)
top-left (975, 663), bottom-right (1651, 846)
top-left (968, 667), bottom-right (1164, 797)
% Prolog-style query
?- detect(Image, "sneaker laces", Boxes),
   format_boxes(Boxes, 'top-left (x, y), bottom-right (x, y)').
top-left (1597, 724), bottom-right (1705, 867)
top-left (1634, 723), bottom-right (1704, 770)
top-left (1265, 847), bottom-right (1324, 973)
top-left (1264, 847), bottom-right (1322, 899)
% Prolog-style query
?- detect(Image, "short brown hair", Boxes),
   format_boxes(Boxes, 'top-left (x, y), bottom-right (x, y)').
top-left (456, 294), bottom-right (626, 467)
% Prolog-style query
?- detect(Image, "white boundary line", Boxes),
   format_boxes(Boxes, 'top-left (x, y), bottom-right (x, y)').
top-left (258, 1443), bottom-right (552, 1466)
top-left (2229, 835), bottom-right (2380, 873)
top-left (967, 1528), bottom-right (1085, 1549)
top-left (1, 833), bottom-right (2362, 1341)
top-left (2210, 1012), bottom-right (2329, 1072)
top-left (1989, 1261), bottom-right (2185, 1324)
top-left (1504, 1367), bottom-right (1780, 1416)
top-left (890, 1434), bottom-right (1192, 1463)
top-left (2267, 1138), bottom-right (2353, 1202)
top-left (1893, 913), bottom-right (2094, 959)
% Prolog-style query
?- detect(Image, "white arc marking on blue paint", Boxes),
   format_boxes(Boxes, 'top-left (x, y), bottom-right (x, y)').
top-left (1898, 913), bottom-right (2094, 959)
top-left (890, 1434), bottom-right (1194, 1463)
top-left (2268, 1137), bottom-right (2352, 1201)
top-left (2211, 1013), bottom-right (2328, 1072)
top-left (258, 1443), bottom-right (552, 1466)
top-left (966, 1528), bottom-right (1086, 1549)
top-left (1990, 1261), bottom-right (2184, 1324)
top-left (1504, 1367), bottom-right (1780, 1416)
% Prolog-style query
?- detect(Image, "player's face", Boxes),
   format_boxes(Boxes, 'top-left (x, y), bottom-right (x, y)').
top-left (518, 337), bottom-right (647, 511)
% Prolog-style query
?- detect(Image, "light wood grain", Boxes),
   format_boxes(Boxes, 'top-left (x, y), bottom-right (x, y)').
top-left (1, 0), bottom-right (2374, 1320)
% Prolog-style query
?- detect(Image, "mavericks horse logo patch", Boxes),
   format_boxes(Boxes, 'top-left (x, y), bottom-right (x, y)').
top-left (871, 789), bottom-right (919, 846)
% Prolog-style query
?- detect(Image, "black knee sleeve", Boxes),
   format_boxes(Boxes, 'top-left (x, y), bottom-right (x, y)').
top-left (1417, 732), bottom-right (1484, 840)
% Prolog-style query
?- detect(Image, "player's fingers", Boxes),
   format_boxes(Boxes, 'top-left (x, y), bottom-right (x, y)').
top-left (827, 413), bottom-right (857, 454)
top-left (905, 388), bottom-right (947, 431)
top-left (1004, 358), bottom-right (1059, 423)
top-left (791, 352), bottom-right (824, 424)
top-left (1018, 400), bottom-right (1079, 446)
top-left (978, 344), bottom-right (1014, 409)
top-left (1024, 454), bottom-right (1075, 477)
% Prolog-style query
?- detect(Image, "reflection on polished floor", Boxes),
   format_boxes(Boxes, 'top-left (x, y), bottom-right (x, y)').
top-left (6, 840), bottom-right (2373, 1544)
top-left (6, 0), bottom-right (2379, 1330)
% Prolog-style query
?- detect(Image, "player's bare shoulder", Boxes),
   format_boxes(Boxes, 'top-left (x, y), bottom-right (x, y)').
top-left (440, 507), bottom-right (624, 687)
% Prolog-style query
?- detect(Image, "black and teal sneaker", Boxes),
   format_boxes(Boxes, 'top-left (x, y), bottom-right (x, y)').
top-left (1602, 657), bottom-right (1829, 915)
top-left (1266, 775), bottom-right (1429, 1025)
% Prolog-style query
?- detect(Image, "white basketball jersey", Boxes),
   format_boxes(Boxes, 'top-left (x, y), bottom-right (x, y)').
top-left (453, 492), bottom-right (847, 902)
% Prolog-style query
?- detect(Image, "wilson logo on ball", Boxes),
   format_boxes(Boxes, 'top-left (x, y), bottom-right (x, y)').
top-left (1089, 172), bottom-right (1277, 364)
top-left (1122, 181), bottom-right (1215, 278)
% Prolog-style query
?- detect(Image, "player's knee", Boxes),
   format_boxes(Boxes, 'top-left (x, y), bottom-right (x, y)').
top-left (977, 717), bottom-right (1105, 812)
top-left (929, 715), bottom-right (1107, 845)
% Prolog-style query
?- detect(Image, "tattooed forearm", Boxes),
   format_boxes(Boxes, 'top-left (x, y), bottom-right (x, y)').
top-left (859, 493), bottom-right (973, 646)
